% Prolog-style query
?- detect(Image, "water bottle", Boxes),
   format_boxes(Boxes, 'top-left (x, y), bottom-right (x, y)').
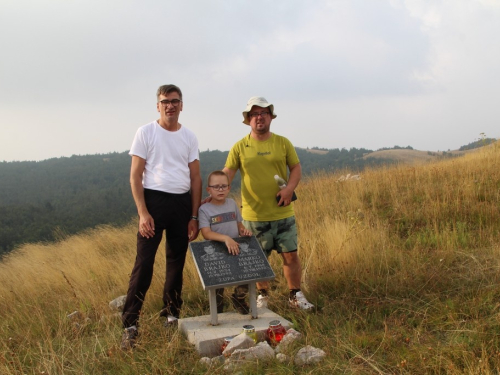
top-left (274, 175), bottom-right (287, 189)
top-left (274, 175), bottom-right (297, 204)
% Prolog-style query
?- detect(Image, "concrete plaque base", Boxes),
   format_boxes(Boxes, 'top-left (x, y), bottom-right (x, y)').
top-left (178, 308), bottom-right (292, 357)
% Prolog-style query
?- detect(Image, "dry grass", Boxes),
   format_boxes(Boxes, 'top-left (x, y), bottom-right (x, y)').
top-left (1, 141), bottom-right (500, 374)
top-left (364, 148), bottom-right (437, 162)
top-left (362, 148), bottom-right (465, 163)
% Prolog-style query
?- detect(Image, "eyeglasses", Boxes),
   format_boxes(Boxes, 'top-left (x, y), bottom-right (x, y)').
top-left (159, 99), bottom-right (182, 107)
top-left (248, 111), bottom-right (270, 119)
top-left (208, 184), bottom-right (229, 191)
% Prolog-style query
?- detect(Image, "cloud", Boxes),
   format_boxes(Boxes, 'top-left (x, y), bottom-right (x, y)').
top-left (0, 0), bottom-right (499, 161)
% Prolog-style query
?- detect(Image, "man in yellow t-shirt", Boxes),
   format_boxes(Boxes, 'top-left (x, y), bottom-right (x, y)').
top-left (223, 96), bottom-right (314, 311)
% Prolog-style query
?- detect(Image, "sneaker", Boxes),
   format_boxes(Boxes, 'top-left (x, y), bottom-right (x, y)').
top-left (164, 315), bottom-right (178, 328)
top-left (121, 326), bottom-right (138, 350)
top-left (256, 294), bottom-right (269, 309)
top-left (289, 291), bottom-right (314, 310)
top-left (160, 307), bottom-right (179, 319)
top-left (231, 294), bottom-right (250, 315)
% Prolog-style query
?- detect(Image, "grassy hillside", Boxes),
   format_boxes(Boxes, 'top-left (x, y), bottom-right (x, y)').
top-left (0, 147), bottom-right (389, 254)
top-left (363, 143), bottom-right (494, 164)
top-left (0, 142), bottom-right (499, 374)
top-left (363, 149), bottom-right (466, 163)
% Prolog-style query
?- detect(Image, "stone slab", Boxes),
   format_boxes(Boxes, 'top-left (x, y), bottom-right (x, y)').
top-left (178, 308), bottom-right (292, 357)
top-left (189, 236), bottom-right (275, 290)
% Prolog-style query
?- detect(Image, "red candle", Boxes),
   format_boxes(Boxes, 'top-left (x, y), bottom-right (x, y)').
top-left (221, 336), bottom-right (233, 354)
top-left (265, 320), bottom-right (287, 346)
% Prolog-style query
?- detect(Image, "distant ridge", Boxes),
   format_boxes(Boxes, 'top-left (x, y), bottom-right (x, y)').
top-left (363, 149), bottom-right (460, 163)
top-left (363, 142), bottom-right (497, 164)
top-left (0, 140), bottom-right (496, 255)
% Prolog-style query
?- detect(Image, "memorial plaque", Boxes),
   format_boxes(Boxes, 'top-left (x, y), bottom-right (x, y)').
top-left (189, 236), bottom-right (275, 290)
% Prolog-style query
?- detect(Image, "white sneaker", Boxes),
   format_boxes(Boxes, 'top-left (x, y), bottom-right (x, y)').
top-left (164, 315), bottom-right (178, 327)
top-left (256, 295), bottom-right (269, 309)
top-left (289, 291), bottom-right (314, 310)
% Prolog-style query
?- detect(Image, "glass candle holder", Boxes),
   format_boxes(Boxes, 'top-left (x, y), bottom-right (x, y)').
top-left (265, 320), bottom-right (287, 346)
top-left (242, 324), bottom-right (258, 343)
top-left (221, 336), bottom-right (233, 353)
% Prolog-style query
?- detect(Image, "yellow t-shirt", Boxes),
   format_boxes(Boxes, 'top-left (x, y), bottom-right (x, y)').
top-left (225, 133), bottom-right (300, 221)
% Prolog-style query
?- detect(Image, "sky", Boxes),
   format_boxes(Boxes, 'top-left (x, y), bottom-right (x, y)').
top-left (1, 0), bottom-right (499, 162)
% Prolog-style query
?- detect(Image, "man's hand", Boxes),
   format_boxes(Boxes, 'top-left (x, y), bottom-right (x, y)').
top-left (224, 237), bottom-right (240, 255)
top-left (139, 213), bottom-right (155, 238)
top-left (188, 220), bottom-right (199, 242)
top-left (201, 196), bottom-right (212, 205)
top-left (239, 227), bottom-right (252, 237)
top-left (276, 186), bottom-right (294, 207)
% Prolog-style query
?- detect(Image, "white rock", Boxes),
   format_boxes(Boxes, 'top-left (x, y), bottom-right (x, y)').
top-left (256, 341), bottom-right (275, 357)
top-left (242, 341), bottom-right (274, 361)
top-left (67, 311), bottom-right (82, 320)
top-left (199, 357), bottom-right (211, 366)
top-left (223, 362), bottom-right (238, 372)
top-left (275, 328), bottom-right (302, 353)
top-left (224, 342), bottom-right (274, 369)
top-left (276, 353), bottom-right (290, 363)
top-left (294, 345), bottom-right (326, 366)
top-left (210, 355), bottom-right (225, 365)
top-left (337, 174), bottom-right (362, 182)
top-left (233, 342), bottom-right (274, 361)
top-left (222, 332), bottom-right (255, 357)
top-left (109, 295), bottom-right (127, 311)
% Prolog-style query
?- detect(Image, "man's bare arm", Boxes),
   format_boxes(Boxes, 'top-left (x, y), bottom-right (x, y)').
top-left (277, 163), bottom-right (301, 206)
top-left (188, 159), bottom-right (202, 241)
top-left (286, 162), bottom-right (301, 190)
top-left (130, 155), bottom-right (155, 238)
top-left (222, 167), bottom-right (237, 184)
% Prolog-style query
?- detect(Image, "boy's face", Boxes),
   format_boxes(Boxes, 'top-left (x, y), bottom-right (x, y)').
top-left (205, 245), bottom-right (215, 254)
top-left (207, 175), bottom-right (230, 203)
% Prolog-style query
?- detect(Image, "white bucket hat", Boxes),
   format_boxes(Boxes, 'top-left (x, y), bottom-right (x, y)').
top-left (242, 96), bottom-right (277, 125)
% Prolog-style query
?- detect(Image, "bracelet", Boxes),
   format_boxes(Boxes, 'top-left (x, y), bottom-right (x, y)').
top-left (190, 216), bottom-right (199, 221)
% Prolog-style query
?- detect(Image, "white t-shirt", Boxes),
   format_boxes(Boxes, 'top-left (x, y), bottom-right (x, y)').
top-left (129, 121), bottom-right (199, 194)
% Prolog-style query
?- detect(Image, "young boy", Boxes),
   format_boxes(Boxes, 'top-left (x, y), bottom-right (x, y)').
top-left (198, 170), bottom-right (253, 314)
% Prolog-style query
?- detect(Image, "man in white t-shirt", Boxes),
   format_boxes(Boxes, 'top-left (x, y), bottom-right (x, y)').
top-left (121, 84), bottom-right (202, 350)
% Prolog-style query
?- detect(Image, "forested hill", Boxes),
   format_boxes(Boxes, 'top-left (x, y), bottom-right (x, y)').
top-left (0, 147), bottom-right (393, 255)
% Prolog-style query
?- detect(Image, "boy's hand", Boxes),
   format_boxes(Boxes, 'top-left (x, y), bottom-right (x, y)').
top-left (239, 227), bottom-right (252, 237)
top-left (224, 237), bottom-right (240, 255)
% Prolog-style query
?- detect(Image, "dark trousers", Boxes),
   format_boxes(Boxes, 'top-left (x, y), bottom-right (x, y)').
top-left (122, 189), bottom-right (191, 328)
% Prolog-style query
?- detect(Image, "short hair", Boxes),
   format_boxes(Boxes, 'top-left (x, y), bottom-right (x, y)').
top-left (207, 170), bottom-right (229, 186)
top-left (156, 84), bottom-right (183, 101)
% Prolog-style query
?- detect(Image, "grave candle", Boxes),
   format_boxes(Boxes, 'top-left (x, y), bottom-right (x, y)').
top-left (242, 325), bottom-right (257, 343)
top-left (265, 320), bottom-right (287, 346)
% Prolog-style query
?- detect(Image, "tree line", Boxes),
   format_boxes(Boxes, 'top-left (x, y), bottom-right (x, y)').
top-left (0, 147), bottom-right (394, 255)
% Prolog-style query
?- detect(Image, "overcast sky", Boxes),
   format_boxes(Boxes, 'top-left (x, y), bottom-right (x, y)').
top-left (1, 0), bottom-right (499, 162)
